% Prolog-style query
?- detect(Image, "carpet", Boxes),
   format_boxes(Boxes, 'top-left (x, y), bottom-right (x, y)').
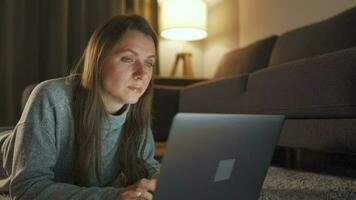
top-left (1, 167), bottom-right (356, 199)
top-left (260, 167), bottom-right (356, 199)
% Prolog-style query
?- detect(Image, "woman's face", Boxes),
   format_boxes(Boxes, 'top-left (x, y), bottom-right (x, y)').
top-left (101, 30), bottom-right (156, 113)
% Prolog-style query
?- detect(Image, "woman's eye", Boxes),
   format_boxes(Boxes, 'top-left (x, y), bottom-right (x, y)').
top-left (145, 62), bottom-right (155, 68)
top-left (121, 57), bottom-right (135, 64)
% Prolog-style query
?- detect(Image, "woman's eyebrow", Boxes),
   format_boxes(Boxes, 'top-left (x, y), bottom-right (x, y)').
top-left (117, 48), bottom-right (156, 59)
top-left (147, 55), bottom-right (156, 59)
top-left (120, 49), bottom-right (138, 56)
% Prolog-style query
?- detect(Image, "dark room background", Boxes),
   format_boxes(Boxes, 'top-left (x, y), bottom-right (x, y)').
top-left (0, 0), bottom-right (158, 126)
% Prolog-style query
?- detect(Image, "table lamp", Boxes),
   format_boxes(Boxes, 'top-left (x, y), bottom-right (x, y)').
top-left (161, 0), bottom-right (207, 77)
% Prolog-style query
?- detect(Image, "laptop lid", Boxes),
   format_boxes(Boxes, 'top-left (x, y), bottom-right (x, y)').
top-left (154, 113), bottom-right (285, 200)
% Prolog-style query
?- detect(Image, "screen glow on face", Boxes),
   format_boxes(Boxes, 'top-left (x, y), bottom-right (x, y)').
top-left (101, 30), bottom-right (156, 113)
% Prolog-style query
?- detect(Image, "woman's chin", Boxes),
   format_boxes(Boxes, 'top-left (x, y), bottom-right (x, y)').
top-left (113, 93), bottom-right (142, 105)
top-left (125, 97), bottom-right (140, 105)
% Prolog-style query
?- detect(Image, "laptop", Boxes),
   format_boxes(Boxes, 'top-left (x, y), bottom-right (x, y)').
top-left (154, 113), bottom-right (285, 200)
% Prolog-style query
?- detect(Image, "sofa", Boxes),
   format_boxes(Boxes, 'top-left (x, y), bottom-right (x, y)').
top-left (152, 35), bottom-right (277, 141)
top-left (152, 5), bottom-right (356, 162)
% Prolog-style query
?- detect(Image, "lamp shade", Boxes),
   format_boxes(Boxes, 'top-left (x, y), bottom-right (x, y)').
top-left (161, 0), bottom-right (207, 41)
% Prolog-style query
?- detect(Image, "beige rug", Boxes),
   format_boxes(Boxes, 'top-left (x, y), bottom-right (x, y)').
top-left (260, 167), bottom-right (356, 199)
top-left (1, 167), bottom-right (355, 199)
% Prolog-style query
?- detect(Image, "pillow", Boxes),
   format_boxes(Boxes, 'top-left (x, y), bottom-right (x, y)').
top-left (214, 35), bottom-right (277, 79)
top-left (269, 6), bottom-right (356, 66)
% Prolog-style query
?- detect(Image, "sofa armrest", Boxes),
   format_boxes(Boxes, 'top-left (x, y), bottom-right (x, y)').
top-left (152, 85), bottom-right (183, 141)
top-left (179, 74), bottom-right (249, 113)
top-left (245, 46), bottom-right (356, 118)
top-left (154, 76), bottom-right (207, 87)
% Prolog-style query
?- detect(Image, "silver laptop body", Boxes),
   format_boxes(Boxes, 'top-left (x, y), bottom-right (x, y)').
top-left (154, 113), bottom-right (285, 200)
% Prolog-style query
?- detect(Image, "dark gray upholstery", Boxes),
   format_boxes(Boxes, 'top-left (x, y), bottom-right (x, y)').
top-left (269, 6), bottom-right (356, 66)
top-left (152, 36), bottom-right (277, 140)
top-left (279, 118), bottom-right (356, 154)
top-left (179, 46), bottom-right (356, 155)
top-left (242, 46), bottom-right (356, 118)
top-left (215, 36), bottom-right (277, 78)
top-left (172, 6), bottom-right (356, 158)
top-left (179, 74), bottom-right (249, 113)
top-left (154, 77), bottom-right (207, 86)
top-left (152, 85), bottom-right (181, 141)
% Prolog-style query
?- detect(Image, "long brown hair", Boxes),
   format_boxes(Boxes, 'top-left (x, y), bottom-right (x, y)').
top-left (70, 14), bottom-right (158, 186)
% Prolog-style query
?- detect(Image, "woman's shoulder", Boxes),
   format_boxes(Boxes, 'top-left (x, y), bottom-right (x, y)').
top-left (38, 76), bottom-right (74, 91)
top-left (28, 76), bottom-right (78, 107)
top-left (19, 76), bottom-right (79, 124)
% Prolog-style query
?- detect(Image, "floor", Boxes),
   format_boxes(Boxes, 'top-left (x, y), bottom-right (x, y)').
top-left (260, 166), bottom-right (356, 199)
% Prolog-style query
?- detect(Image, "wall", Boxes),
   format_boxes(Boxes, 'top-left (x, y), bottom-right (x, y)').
top-left (158, 40), bottom-right (205, 77)
top-left (158, 0), bottom-right (239, 78)
top-left (239, 0), bottom-right (356, 47)
top-left (203, 0), bottom-right (239, 78)
top-left (159, 0), bottom-right (356, 78)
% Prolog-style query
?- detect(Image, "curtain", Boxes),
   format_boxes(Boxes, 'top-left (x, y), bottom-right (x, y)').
top-left (0, 0), bottom-right (158, 126)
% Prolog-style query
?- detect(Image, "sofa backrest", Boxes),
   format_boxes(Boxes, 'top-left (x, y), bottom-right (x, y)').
top-left (214, 35), bottom-right (277, 79)
top-left (268, 6), bottom-right (356, 66)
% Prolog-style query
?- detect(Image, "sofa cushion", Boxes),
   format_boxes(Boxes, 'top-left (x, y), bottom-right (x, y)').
top-left (269, 6), bottom-right (356, 66)
top-left (243, 46), bottom-right (356, 118)
top-left (180, 74), bottom-right (249, 113)
top-left (153, 85), bottom-right (181, 141)
top-left (214, 35), bottom-right (277, 78)
top-left (278, 119), bottom-right (356, 154)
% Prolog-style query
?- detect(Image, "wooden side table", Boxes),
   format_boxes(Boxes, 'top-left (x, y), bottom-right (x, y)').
top-left (170, 52), bottom-right (194, 77)
top-left (155, 142), bottom-right (166, 157)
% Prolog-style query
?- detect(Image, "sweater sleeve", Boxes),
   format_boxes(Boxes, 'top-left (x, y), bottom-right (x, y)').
top-left (144, 130), bottom-right (161, 177)
top-left (5, 84), bottom-right (120, 200)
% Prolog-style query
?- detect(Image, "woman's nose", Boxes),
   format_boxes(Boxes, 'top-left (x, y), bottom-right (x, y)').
top-left (133, 62), bottom-right (146, 80)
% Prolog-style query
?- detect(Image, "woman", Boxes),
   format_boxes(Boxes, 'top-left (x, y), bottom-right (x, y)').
top-left (0, 15), bottom-right (159, 200)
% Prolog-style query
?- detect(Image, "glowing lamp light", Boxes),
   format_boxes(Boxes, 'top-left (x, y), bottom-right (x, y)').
top-left (161, 0), bottom-right (207, 41)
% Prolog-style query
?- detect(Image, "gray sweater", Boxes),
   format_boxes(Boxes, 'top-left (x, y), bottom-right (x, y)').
top-left (0, 77), bottom-right (160, 199)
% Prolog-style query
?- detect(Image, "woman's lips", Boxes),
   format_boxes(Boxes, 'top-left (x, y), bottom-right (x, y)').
top-left (128, 86), bottom-right (143, 93)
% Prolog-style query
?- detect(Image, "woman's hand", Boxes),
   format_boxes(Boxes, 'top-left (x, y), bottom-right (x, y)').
top-left (117, 178), bottom-right (157, 200)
